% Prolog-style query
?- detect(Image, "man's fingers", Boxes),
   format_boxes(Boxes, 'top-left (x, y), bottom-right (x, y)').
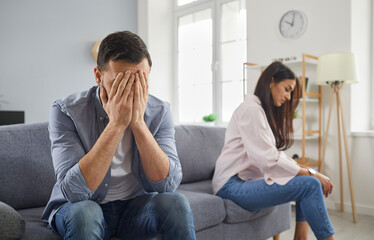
top-left (100, 84), bottom-right (108, 108)
top-left (138, 71), bottom-right (147, 93)
top-left (109, 72), bottom-right (124, 100)
top-left (137, 80), bottom-right (142, 105)
top-left (116, 71), bottom-right (134, 101)
top-left (143, 71), bottom-right (149, 90)
top-left (136, 74), bottom-right (144, 104)
top-left (142, 71), bottom-right (149, 98)
top-left (128, 83), bottom-right (135, 104)
top-left (122, 74), bottom-right (135, 102)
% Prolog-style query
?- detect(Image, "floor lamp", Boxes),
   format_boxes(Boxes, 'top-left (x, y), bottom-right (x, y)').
top-left (316, 52), bottom-right (358, 223)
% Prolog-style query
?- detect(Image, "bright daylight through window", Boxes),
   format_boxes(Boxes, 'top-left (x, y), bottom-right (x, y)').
top-left (176, 0), bottom-right (247, 124)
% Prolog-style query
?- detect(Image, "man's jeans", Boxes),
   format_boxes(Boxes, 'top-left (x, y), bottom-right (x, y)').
top-left (216, 175), bottom-right (335, 240)
top-left (53, 192), bottom-right (196, 240)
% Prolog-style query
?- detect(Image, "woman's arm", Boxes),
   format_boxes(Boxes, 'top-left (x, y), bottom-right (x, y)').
top-left (297, 164), bottom-right (333, 197)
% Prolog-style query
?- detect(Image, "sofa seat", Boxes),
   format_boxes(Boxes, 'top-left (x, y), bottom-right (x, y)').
top-left (18, 207), bottom-right (60, 240)
top-left (177, 179), bottom-right (279, 228)
top-left (223, 199), bottom-right (275, 224)
top-left (177, 181), bottom-right (225, 231)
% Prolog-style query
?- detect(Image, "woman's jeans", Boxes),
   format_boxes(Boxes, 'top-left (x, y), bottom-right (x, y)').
top-left (53, 192), bottom-right (196, 240)
top-left (217, 175), bottom-right (335, 240)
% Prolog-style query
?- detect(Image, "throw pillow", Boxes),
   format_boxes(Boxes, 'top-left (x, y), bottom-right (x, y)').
top-left (0, 202), bottom-right (25, 240)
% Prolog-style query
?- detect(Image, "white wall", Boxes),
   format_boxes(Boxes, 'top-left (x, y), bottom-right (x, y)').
top-left (0, 0), bottom-right (137, 123)
top-left (247, 0), bottom-right (351, 65)
top-left (137, 0), bottom-right (174, 106)
top-left (247, 0), bottom-right (374, 216)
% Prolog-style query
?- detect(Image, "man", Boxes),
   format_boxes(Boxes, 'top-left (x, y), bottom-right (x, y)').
top-left (42, 31), bottom-right (196, 240)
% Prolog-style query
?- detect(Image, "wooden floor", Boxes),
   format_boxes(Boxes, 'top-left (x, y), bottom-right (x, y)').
top-left (268, 207), bottom-right (374, 240)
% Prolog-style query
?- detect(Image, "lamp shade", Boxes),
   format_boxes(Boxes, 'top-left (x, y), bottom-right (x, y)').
top-left (91, 40), bottom-right (102, 61)
top-left (316, 52), bottom-right (358, 85)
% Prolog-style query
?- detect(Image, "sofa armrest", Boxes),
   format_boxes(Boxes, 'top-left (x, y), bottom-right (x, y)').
top-left (0, 202), bottom-right (25, 240)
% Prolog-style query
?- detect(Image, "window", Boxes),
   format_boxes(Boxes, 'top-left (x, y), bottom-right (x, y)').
top-left (177, 9), bottom-right (213, 122)
top-left (220, 1), bottom-right (247, 121)
top-left (350, 0), bottom-right (373, 132)
top-left (177, 0), bottom-right (199, 6)
top-left (175, 0), bottom-right (247, 124)
top-left (371, 0), bottom-right (374, 130)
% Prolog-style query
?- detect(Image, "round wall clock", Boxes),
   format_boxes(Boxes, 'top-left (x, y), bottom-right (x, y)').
top-left (279, 10), bottom-right (307, 39)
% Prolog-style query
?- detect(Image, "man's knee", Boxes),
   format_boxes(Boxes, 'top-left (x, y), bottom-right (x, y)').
top-left (153, 192), bottom-right (195, 236)
top-left (153, 192), bottom-right (192, 214)
top-left (67, 200), bottom-right (105, 228)
top-left (55, 200), bottom-right (105, 239)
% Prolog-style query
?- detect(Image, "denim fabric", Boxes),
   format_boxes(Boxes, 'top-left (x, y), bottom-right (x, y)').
top-left (54, 193), bottom-right (196, 240)
top-left (216, 175), bottom-right (334, 240)
top-left (42, 86), bottom-right (182, 225)
top-left (54, 200), bottom-right (105, 239)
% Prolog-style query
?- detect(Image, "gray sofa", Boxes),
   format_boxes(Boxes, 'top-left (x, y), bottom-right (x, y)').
top-left (0, 122), bottom-right (290, 240)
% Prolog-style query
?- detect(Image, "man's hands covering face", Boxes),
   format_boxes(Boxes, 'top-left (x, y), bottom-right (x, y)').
top-left (100, 71), bottom-right (135, 130)
top-left (100, 70), bottom-right (148, 131)
top-left (130, 70), bottom-right (148, 129)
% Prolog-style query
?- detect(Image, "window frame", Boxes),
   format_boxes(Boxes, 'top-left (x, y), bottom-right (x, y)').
top-left (173, 0), bottom-right (245, 125)
top-left (371, 0), bottom-right (374, 130)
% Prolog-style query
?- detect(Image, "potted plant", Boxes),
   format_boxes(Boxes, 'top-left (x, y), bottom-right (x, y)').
top-left (202, 113), bottom-right (217, 126)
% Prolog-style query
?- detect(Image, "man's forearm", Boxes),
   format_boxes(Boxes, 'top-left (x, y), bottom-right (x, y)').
top-left (78, 123), bottom-right (125, 190)
top-left (131, 121), bottom-right (170, 182)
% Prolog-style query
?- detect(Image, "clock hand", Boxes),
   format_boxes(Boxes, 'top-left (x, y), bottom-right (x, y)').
top-left (285, 21), bottom-right (293, 26)
top-left (291, 13), bottom-right (295, 26)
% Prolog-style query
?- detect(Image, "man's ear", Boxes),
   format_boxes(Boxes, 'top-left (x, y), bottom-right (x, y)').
top-left (94, 67), bottom-right (103, 86)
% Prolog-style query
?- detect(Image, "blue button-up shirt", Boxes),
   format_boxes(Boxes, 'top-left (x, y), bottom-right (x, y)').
top-left (41, 86), bottom-right (182, 224)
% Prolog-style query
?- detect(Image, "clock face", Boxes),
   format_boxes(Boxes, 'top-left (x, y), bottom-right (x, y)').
top-left (279, 10), bottom-right (307, 39)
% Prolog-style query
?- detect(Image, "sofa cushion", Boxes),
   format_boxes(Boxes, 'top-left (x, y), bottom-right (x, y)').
top-left (178, 180), bottom-right (276, 224)
top-left (177, 179), bottom-right (214, 194)
top-left (0, 123), bottom-right (55, 210)
top-left (223, 199), bottom-right (276, 223)
top-left (177, 181), bottom-right (225, 231)
top-left (0, 201), bottom-right (25, 240)
top-left (18, 207), bottom-right (61, 240)
top-left (175, 125), bottom-right (225, 183)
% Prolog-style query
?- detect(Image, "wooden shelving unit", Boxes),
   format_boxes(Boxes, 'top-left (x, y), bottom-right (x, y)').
top-left (298, 53), bottom-right (322, 170)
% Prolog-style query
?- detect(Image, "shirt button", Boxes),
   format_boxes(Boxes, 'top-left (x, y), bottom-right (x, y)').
top-left (105, 183), bottom-right (108, 187)
top-left (99, 117), bottom-right (103, 121)
top-left (105, 116), bottom-right (109, 119)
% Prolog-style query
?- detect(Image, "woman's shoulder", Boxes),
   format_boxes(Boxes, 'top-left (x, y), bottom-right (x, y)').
top-left (231, 94), bottom-right (265, 121)
top-left (237, 94), bottom-right (262, 112)
top-left (231, 94), bottom-right (268, 129)
top-left (244, 93), bottom-right (261, 105)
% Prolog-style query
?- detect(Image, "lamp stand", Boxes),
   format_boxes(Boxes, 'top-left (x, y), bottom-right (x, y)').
top-left (320, 82), bottom-right (358, 223)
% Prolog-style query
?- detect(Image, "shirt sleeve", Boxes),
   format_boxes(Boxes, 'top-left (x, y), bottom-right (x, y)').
top-left (141, 105), bottom-right (182, 193)
top-left (237, 105), bottom-right (300, 185)
top-left (49, 103), bottom-right (95, 202)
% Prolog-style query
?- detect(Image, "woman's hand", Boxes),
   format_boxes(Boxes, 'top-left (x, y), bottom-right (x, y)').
top-left (315, 172), bottom-right (333, 197)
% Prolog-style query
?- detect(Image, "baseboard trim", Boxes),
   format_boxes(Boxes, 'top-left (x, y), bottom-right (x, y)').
top-left (325, 200), bottom-right (374, 217)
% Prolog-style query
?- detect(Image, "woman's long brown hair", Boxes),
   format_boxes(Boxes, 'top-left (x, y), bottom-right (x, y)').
top-left (254, 61), bottom-right (300, 150)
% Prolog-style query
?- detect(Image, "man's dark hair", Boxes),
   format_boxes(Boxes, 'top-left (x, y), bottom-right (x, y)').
top-left (97, 31), bottom-right (152, 70)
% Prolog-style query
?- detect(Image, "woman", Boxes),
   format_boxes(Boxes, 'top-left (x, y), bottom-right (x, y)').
top-left (212, 62), bottom-right (335, 240)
